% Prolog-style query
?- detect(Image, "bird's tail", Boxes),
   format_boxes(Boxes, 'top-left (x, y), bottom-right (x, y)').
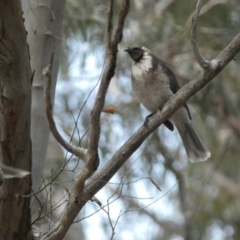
top-left (177, 123), bottom-right (211, 162)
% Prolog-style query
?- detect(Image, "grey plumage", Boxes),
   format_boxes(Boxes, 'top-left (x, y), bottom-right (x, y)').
top-left (125, 46), bottom-right (211, 162)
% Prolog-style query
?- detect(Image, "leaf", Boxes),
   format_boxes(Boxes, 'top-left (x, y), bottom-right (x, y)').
top-left (102, 105), bottom-right (117, 114)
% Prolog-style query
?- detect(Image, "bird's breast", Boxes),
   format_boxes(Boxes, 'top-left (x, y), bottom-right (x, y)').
top-left (131, 68), bottom-right (173, 112)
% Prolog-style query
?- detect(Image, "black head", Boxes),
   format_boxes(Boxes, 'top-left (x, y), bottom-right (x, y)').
top-left (124, 47), bottom-right (143, 61)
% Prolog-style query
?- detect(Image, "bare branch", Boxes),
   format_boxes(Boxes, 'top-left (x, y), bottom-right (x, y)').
top-left (191, 0), bottom-right (210, 69)
top-left (81, 31), bottom-right (240, 204)
top-left (42, 1), bottom-right (130, 239)
top-left (42, 56), bottom-right (88, 163)
top-left (112, 0), bottom-right (130, 46)
top-left (106, 0), bottom-right (113, 49)
top-left (88, 0), bottom-right (130, 172)
top-left (213, 32), bottom-right (240, 67)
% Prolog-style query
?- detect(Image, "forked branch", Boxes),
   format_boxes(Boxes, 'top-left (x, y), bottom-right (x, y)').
top-left (42, 1), bottom-right (130, 239)
top-left (42, 54), bottom-right (88, 163)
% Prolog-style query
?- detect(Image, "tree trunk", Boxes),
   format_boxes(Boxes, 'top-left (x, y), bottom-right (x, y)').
top-left (22, 0), bottom-right (66, 193)
top-left (0, 1), bottom-right (32, 239)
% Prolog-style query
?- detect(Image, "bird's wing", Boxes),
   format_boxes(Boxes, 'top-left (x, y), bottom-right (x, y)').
top-left (159, 59), bottom-right (192, 120)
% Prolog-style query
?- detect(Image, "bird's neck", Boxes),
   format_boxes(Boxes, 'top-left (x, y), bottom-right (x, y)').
top-left (132, 53), bottom-right (153, 78)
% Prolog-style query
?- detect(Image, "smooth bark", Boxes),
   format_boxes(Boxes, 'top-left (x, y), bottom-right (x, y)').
top-left (0, 1), bottom-right (32, 239)
top-left (22, 0), bottom-right (66, 193)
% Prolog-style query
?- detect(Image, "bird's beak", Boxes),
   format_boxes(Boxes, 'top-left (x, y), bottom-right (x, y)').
top-left (124, 47), bottom-right (131, 53)
top-left (124, 47), bottom-right (143, 61)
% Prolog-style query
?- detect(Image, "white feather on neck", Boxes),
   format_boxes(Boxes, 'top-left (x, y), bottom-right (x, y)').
top-left (132, 51), bottom-right (153, 78)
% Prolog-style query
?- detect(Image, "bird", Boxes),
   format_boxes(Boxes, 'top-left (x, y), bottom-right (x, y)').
top-left (125, 46), bottom-right (211, 162)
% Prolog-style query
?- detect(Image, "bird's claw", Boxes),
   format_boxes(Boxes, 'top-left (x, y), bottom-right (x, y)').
top-left (143, 117), bottom-right (150, 129)
top-left (159, 104), bottom-right (164, 111)
top-left (143, 112), bottom-right (156, 129)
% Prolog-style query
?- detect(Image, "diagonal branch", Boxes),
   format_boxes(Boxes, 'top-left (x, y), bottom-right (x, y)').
top-left (80, 31), bottom-right (240, 204)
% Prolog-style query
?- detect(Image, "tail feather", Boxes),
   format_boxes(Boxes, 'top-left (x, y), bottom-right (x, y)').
top-left (177, 124), bottom-right (211, 162)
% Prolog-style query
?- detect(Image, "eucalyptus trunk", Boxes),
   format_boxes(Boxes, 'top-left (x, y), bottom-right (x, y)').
top-left (0, 1), bottom-right (32, 239)
top-left (22, 0), bottom-right (66, 193)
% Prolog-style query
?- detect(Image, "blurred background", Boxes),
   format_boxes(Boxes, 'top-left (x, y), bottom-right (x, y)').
top-left (41, 0), bottom-right (240, 239)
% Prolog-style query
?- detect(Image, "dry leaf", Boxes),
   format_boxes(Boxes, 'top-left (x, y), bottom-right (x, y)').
top-left (102, 105), bottom-right (117, 114)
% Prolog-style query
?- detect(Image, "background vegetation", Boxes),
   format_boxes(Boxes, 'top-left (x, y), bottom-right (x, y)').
top-left (38, 0), bottom-right (240, 239)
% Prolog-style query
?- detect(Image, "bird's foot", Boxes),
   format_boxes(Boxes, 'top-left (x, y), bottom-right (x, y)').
top-left (143, 105), bottom-right (165, 128)
top-left (159, 104), bottom-right (164, 111)
top-left (143, 112), bottom-right (156, 128)
top-left (143, 118), bottom-right (150, 128)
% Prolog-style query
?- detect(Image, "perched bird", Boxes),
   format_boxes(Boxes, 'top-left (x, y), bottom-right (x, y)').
top-left (125, 46), bottom-right (211, 162)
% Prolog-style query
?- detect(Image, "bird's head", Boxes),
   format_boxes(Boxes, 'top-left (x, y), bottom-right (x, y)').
top-left (125, 47), bottom-right (146, 61)
top-left (125, 47), bottom-right (153, 75)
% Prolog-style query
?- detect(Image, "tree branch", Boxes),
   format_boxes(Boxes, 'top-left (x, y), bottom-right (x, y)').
top-left (106, 0), bottom-right (113, 49)
top-left (88, 0), bottom-right (130, 173)
top-left (112, 0), bottom-right (130, 46)
top-left (42, 56), bottom-right (88, 163)
top-left (42, 1), bottom-right (130, 239)
top-left (81, 31), bottom-right (240, 204)
top-left (191, 0), bottom-right (211, 69)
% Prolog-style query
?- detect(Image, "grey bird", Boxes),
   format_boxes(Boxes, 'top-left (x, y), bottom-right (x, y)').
top-left (125, 46), bottom-right (211, 162)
